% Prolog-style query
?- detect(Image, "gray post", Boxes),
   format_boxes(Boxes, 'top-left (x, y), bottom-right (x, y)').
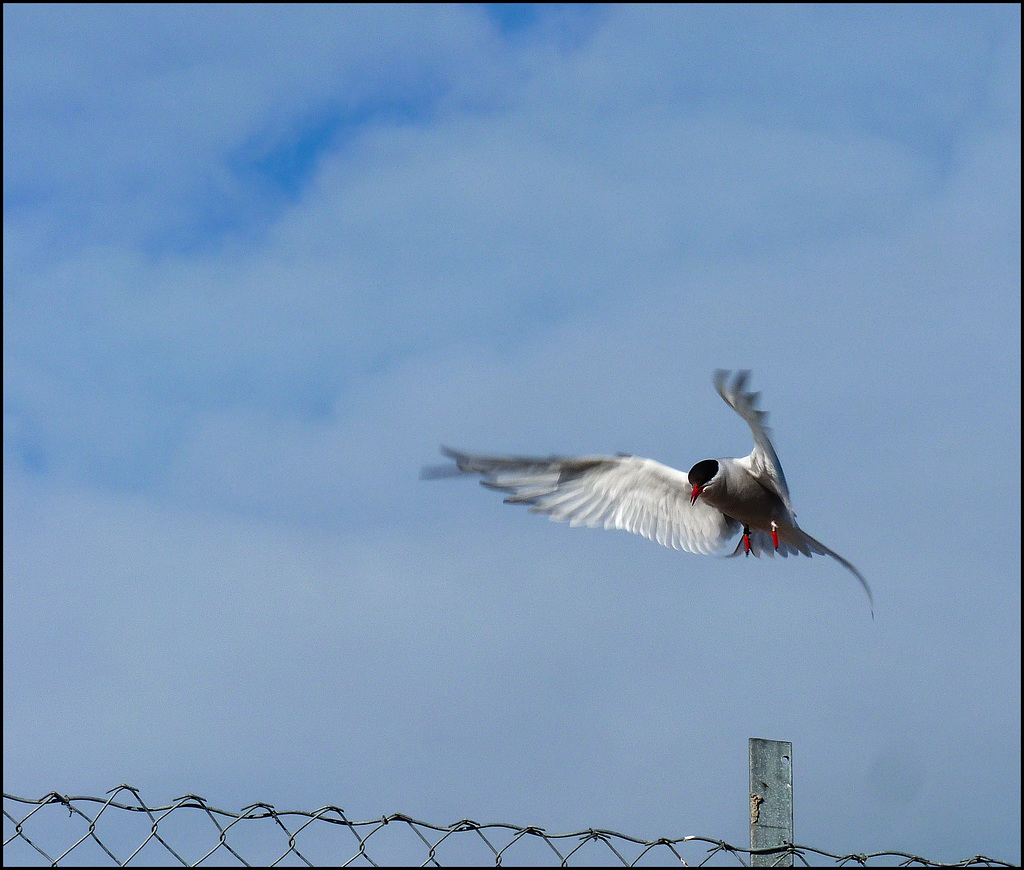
top-left (749, 738), bottom-right (794, 867)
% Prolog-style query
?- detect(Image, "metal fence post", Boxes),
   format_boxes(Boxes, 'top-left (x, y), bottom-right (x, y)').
top-left (749, 737), bottom-right (794, 867)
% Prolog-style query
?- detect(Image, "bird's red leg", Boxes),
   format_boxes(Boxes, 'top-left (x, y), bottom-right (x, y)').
top-left (743, 526), bottom-right (752, 556)
top-left (771, 521), bottom-right (779, 550)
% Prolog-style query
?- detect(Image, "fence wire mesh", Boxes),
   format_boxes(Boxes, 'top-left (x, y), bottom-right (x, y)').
top-left (3, 787), bottom-right (1014, 868)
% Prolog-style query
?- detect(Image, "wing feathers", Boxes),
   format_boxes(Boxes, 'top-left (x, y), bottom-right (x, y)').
top-left (433, 447), bottom-right (738, 556)
top-left (714, 369), bottom-right (794, 514)
top-left (727, 526), bottom-right (874, 615)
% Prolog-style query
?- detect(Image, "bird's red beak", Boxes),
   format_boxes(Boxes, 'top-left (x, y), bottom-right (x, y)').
top-left (690, 484), bottom-right (703, 506)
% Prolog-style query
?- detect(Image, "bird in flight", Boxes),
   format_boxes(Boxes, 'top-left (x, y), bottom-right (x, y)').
top-left (423, 370), bottom-right (873, 615)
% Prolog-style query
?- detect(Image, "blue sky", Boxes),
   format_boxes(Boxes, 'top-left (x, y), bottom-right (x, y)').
top-left (4, 4), bottom-right (1020, 865)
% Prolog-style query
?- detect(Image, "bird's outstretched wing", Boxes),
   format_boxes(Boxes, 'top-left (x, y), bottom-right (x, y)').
top-left (424, 447), bottom-right (741, 556)
top-left (714, 369), bottom-right (794, 514)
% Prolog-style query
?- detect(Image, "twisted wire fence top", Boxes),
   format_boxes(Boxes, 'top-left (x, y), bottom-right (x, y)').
top-left (3, 787), bottom-right (1014, 868)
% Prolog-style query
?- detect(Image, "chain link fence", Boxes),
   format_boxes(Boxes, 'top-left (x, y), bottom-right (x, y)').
top-left (3, 786), bottom-right (1014, 867)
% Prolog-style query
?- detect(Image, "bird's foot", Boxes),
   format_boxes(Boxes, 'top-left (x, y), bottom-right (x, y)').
top-left (743, 526), bottom-right (752, 556)
top-left (771, 521), bottom-right (779, 550)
